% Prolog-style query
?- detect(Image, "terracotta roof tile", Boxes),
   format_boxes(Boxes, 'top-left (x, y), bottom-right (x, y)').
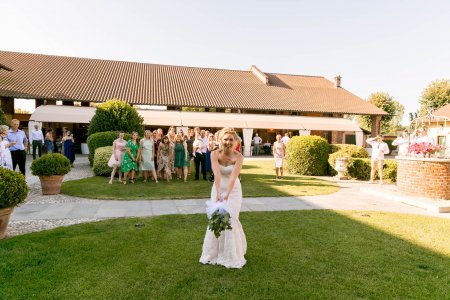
top-left (0, 50), bottom-right (387, 115)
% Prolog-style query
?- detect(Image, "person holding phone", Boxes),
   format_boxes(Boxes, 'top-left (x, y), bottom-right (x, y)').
top-left (366, 134), bottom-right (390, 184)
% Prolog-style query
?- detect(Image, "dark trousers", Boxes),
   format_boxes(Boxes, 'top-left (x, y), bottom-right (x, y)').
top-left (32, 140), bottom-right (43, 159)
top-left (194, 153), bottom-right (206, 180)
top-left (11, 150), bottom-right (26, 176)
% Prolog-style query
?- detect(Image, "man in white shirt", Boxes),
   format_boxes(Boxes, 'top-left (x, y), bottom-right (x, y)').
top-left (193, 133), bottom-right (207, 180)
top-left (30, 124), bottom-right (44, 160)
top-left (366, 134), bottom-right (390, 184)
top-left (281, 132), bottom-right (291, 144)
top-left (252, 133), bottom-right (262, 156)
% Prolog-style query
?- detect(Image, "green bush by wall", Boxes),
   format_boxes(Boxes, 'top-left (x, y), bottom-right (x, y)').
top-left (93, 146), bottom-right (114, 176)
top-left (285, 136), bottom-right (329, 176)
top-left (347, 158), bottom-right (397, 182)
top-left (87, 131), bottom-right (131, 166)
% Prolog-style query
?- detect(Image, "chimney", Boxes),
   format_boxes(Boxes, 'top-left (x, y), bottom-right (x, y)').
top-left (334, 75), bottom-right (342, 88)
top-left (250, 65), bottom-right (269, 85)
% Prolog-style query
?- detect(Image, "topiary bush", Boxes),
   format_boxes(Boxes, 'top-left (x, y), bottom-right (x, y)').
top-left (328, 144), bottom-right (368, 175)
top-left (31, 153), bottom-right (71, 176)
top-left (0, 168), bottom-right (29, 209)
top-left (285, 136), bottom-right (329, 176)
top-left (87, 131), bottom-right (131, 165)
top-left (87, 99), bottom-right (144, 137)
top-left (93, 146), bottom-right (113, 176)
top-left (346, 158), bottom-right (397, 182)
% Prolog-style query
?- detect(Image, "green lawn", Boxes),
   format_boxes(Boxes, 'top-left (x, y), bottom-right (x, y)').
top-left (61, 161), bottom-right (339, 200)
top-left (1, 211), bottom-right (449, 299)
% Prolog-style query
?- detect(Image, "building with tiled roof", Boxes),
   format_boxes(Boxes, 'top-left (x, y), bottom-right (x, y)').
top-left (0, 50), bottom-right (386, 154)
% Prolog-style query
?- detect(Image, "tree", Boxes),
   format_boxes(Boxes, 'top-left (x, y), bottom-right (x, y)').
top-left (87, 99), bottom-right (144, 136)
top-left (357, 92), bottom-right (403, 135)
top-left (419, 79), bottom-right (450, 116)
top-left (0, 107), bottom-right (7, 126)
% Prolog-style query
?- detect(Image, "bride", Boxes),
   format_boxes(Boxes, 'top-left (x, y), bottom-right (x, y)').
top-left (199, 127), bottom-right (247, 268)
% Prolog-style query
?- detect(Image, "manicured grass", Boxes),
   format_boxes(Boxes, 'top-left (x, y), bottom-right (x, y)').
top-left (1, 211), bottom-right (449, 299)
top-left (61, 161), bottom-right (339, 200)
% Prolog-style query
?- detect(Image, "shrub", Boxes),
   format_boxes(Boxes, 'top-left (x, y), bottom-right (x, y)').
top-left (87, 131), bottom-right (131, 165)
top-left (31, 153), bottom-right (71, 176)
top-left (0, 107), bottom-right (7, 126)
top-left (328, 144), bottom-right (368, 175)
top-left (285, 136), bottom-right (329, 176)
top-left (93, 146), bottom-right (113, 176)
top-left (347, 158), bottom-right (397, 182)
top-left (87, 99), bottom-right (144, 136)
top-left (0, 168), bottom-right (29, 209)
top-left (347, 158), bottom-right (371, 180)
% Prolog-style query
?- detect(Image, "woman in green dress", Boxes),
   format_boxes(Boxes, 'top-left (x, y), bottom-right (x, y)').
top-left (122, 131), bottom-right (140, 184)
top-left (139, 130), bottom-right (158, 183)
top-left (174, 133), bottom-right (189, 182)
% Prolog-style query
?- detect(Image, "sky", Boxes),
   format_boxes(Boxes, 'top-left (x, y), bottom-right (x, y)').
top-left (2, 0), bottom-right (450, 124)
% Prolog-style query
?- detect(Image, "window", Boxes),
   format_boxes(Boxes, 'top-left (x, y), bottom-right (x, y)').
top-left (14, 98), bottom-right (36, 114)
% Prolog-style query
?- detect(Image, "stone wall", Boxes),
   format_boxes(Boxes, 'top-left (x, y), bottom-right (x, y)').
top-left (396, 156), bottom-right (450, 200)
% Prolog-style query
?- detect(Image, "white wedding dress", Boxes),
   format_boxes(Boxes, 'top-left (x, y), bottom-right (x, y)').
top-left (200, 164), bottom-right (247, 268)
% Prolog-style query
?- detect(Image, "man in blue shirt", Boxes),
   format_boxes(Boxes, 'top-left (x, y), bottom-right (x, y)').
top-left (7, 119), bottom-right (28, 176)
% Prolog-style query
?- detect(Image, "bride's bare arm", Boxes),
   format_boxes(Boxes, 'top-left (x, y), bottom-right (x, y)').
top-left (224, 154), bottom-right (243, 200)
top-left (211, 151), bottom-right (221, 201)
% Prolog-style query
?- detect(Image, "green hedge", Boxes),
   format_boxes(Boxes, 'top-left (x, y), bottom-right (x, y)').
top-left (0, 168), bottom-right (29, 209)
top-left (285, 136), bottom-right (329, 176)
top-left (87, 131), bottom-right (131, 166)
top-left (31, 153), bottom-right (71, 176)
top-left (328, 144), bottom-right (368, 176)
top-left (93, 146), bottom-right (114, 176)
top-left (347, 158), bottom-right (397, 182)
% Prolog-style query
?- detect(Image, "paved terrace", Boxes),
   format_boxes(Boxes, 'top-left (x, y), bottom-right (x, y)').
top-left (6, 155), bottom-right (450, 237)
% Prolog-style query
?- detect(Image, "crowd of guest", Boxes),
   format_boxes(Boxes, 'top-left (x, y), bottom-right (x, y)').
top-left (107, 127), bottom-right (233, 184)
top-left (0, 119), bottom-right (292, 180)
top-left (0, 119), bottom-right (76, 176)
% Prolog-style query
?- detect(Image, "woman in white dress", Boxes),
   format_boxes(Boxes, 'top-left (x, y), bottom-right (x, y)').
top-left (272, 134), bottom-right (285, 179)
top-left (0, 125), bottom-right (15, 170)
top-left (200, 127), bottom-right (247, 269)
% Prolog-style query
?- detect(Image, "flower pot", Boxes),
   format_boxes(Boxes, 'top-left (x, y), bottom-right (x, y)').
top-left (39, 175), bottom-right (65, 195)
top-left (0, 207), bottom-right (14, 240)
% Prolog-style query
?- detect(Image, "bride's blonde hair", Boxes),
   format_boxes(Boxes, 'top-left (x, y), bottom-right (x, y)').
top-left (218, 127), bottom-right (239, 148)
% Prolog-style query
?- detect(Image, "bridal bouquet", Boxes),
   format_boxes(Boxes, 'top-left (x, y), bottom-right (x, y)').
top-left (205, 195), bottom-right (232, 238)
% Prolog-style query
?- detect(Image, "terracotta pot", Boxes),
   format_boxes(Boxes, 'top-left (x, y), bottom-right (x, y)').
top-left (39, 175), bottom-right (65, 195)
top-left (0, 207), bottom-right (14, 240)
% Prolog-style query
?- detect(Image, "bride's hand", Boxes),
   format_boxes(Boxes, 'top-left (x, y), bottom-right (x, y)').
top-left (222, 193), bottom-right (229, 201)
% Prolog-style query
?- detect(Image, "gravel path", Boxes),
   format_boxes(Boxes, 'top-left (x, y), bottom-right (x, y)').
top-left (7, 154), bottom-right (102, 237)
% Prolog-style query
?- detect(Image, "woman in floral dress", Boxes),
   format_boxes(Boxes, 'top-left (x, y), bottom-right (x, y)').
top-left (157, 135), bottom-right (172, 182)
top-left (108, 131), bottom-right (127, 184)
top-left (122, 131), bottom-right (140, 184)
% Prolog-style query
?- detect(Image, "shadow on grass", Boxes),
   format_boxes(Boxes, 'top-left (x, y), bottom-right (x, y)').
top-left (61, 161), bottom-right (339, 200)
top-left (0, 210), bottom-right (448, 299)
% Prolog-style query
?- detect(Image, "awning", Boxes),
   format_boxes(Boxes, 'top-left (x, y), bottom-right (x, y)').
top-left (30, 105), bottom-right (362, 132)
top-left (30, 105), bottom-right (96, 123)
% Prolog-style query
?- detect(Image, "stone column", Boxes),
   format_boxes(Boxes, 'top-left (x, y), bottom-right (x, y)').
top-left (371, 115), bottom-right (381, 136)
top-left (242, 128), bottom-right (253, 157)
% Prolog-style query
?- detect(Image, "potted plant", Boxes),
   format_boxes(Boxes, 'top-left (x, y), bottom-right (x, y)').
top-left (0, 168), bottom-right (29, 239)
top-left (31, 153), bottom-right (71, 195)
